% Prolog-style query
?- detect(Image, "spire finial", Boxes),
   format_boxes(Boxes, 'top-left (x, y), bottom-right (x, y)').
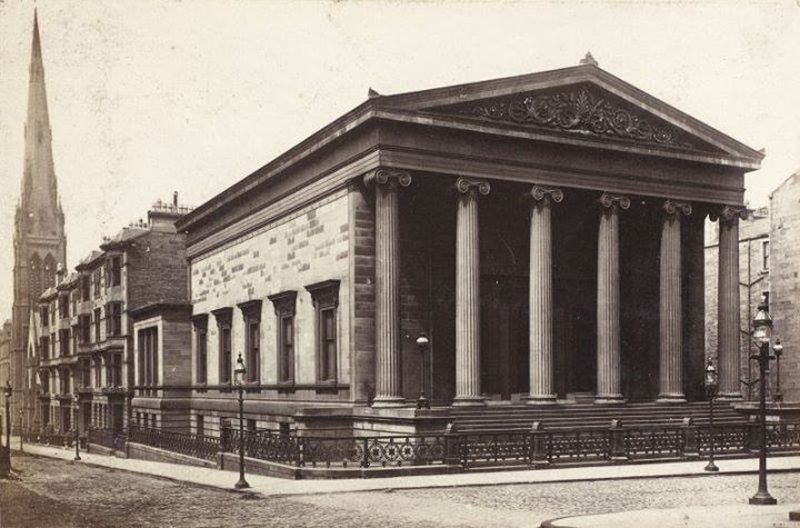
top-left (580, 51), bottom-right (598, 67)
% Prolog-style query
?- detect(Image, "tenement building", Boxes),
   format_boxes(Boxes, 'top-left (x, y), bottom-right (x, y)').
top-left (26, 196), bottom-right (192, 435)
top-left (10, 11), bottom-right (67, 428)
top-left (177, 55), bottom-right (764, 436)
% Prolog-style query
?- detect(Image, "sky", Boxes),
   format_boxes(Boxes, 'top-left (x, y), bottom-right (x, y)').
top-left (1, 0), bottom-right (799, 321)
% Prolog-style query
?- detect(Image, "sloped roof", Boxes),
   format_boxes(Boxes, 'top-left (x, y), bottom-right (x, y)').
top-left (99, 226), bottom-right (149, 251)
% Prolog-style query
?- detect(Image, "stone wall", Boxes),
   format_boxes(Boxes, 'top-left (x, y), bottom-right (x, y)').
top-left (190, 189), bottom-right (351, 396)
top-left (770, 172), bottom-right (800, 402)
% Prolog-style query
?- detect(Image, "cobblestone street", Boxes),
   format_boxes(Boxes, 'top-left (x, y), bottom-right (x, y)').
top-left (2, 454), bottom-right (799, 527)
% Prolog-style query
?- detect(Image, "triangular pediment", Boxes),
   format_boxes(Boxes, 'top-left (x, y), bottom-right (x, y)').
top-left (375, 65), bottom-right (763, 163)
top-left (425, 82), bottom-right (718, 153)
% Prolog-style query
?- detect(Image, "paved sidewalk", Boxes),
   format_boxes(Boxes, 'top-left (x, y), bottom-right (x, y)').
top-left (543, 503), bottom-right (800, 528)
top-left (11, 438), bottom-right (800, 497)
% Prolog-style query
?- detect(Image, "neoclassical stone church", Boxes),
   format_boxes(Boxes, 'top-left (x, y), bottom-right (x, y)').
top-left (177, 54), bottom-right (762, 435)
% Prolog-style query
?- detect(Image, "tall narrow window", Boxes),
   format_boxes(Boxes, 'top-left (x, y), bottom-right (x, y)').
top-left (305, 280), bottom-right (340, 383)
top-left (762, 240), bottom-right (770, 272)
top-left (106, 302), bottom-right (122, 336)
top-left (110, 255), bottom-right (122, 287)
top-left (80, 274), bottom-right (91, 301)
top-left (193, 315), bottom-right (208, 384)
top-left (94, 308), bottom-right (102, 342)
top-left (238, 300), bottom-right (262, 383)
top-left (268, 291), bottom-right (297, 384)
top-left (212, 308), bottom-right (233, 384)
top-left (59, 329), bottom-right (71, 357)
top-left (93, 268), bottom-right (102, 298)
top-left (59, 294), bottom-right (69, 319)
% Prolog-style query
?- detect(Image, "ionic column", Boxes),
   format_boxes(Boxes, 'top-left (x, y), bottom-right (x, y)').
top-left (526, 185), bottom-right (564, 405)
top-left (364, 168), bottom-right (412, 407)
top-left (595, 193), bottom-right (629, 404)
top-left (713, 205), bottom-right (748, 400)
top-left (453, 177), bottom-right (491, 406)
top-left (657, 200), bottom-right (692, 403)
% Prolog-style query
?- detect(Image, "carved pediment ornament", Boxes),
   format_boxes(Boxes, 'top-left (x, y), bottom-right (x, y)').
top-left (529, 185), bottom-right (564, 205)
top-left (599, 192), bottom-right (631, 211)
top-left (450, 87), bottom-right (694, 149)
top-left (456, 177), bottom-right (491, 196)
top-left (709, 205), bottom-right (748, 224)
top-left (363, 168), bottom-right (412, 188)
top-left (663, 200), bottom-right (692, 217)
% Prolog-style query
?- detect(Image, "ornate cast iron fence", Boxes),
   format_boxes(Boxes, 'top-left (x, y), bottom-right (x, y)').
top-left (128, 426), bottom-right (220, 461)
top-left (80, 419), bottom-right (800, 472)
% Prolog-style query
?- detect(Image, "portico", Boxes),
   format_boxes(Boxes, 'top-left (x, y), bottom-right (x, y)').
top-left (355, 61), bottom-right (762, 409)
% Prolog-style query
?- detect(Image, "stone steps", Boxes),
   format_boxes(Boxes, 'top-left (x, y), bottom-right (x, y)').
top-left (449, 401), bottom-right (745, 431)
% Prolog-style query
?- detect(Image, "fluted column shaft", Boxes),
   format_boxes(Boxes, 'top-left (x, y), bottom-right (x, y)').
top-left (716, 206), bottom-right (747, 400)
top-left (657, 201), bottom-right (691, 403)
top-left (365, 169), bottom-right (411, 407)
top-left (454, 177), bottom-right (490, 406)
top-left (527, 186), bottom-right (563, 404)
top-left (596, 193), bottom-right (629, 404)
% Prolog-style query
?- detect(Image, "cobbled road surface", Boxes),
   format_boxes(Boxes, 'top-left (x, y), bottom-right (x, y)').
top-left (1, 454), bottom-right (798, 527)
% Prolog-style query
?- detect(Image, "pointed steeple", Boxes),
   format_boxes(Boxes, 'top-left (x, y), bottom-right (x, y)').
top-left (19, 8), bottom-right (61, 240)
top-left (9, 8), bottom-right (67, 435)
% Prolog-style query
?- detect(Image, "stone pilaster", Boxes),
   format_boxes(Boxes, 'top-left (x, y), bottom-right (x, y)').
top-left (712, 205), bottom-right (748, 400)
top-left (526, 185), bottom-right (563, 405)
top-left (657, 200), bottom-right (692, 403)
top-left (595, 193), bottom-right (629, 404)
top-left (364, 168), bottom-right (412, 407)
top-left (453, 177), bottom-right (491, 406)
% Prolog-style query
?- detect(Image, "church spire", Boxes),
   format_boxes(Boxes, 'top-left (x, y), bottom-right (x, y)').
top-left (19, 8), bottom-right (61, 238)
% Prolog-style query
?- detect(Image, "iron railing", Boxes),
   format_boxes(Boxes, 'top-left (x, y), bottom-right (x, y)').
top-left (72, 420), bottom-right (800, 472)
top-left (128, 426), bottom-right (220, 461)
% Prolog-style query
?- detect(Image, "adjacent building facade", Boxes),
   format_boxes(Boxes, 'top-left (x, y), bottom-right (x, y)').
top-left (175, 57), bottom-right (764, 437)
top-left (26, 197), bottom-right (191, 435)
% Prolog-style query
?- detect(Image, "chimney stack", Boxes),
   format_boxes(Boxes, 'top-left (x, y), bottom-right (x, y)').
top-left (173, 191), bottom-right (178, 207)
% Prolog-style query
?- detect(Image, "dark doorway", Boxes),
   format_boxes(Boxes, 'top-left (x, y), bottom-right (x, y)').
top-left (553, 190), bottom-right (598, 398)
top-left (481, 276), bottom-right (529, 399)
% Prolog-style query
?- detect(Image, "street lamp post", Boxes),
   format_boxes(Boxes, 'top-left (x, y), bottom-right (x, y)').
top-left (4, 382), bottom-right (11, 455)
top-left (772, 339), bottom-right (783, 403)
top-left (73, 391), bottom-right (81, 461)
top-left (704, 359), bottom-right (719, 472)
top-left (233, 353), bottom-right (249, 490)
top-left (749, 297), bottom-right (777, 505)
top-left (18, 410), bottom-right (24, 453)
top-left (415, 334), bottom-right (431, 410)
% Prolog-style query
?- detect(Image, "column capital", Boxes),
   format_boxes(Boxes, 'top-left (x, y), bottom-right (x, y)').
top-left (599, 192), bottom-right (631, 211)
top-left (456, 177), bottom-right (491, 196)
top-left (662, 200), bottom-right (692, 217)
top-left (528, 185), bottom-right (564, 205)
top-left (363, 168), bottom-right (412, 188)
top-left (709, 205), bottom-right (748, 224)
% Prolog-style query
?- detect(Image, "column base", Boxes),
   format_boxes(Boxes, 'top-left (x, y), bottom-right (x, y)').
top-left (371, 396), bottom-right (406, 408)
top-left (524, 395), bottom-right (558, 405)
top-left (656, 394), bottom-right (687, 404)
top-left (594, 395), bottom-right (626, 405)
top-left (452, 396), bottom-right (487, 407)
top-left (716, 392), bottom-right (743, 401)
